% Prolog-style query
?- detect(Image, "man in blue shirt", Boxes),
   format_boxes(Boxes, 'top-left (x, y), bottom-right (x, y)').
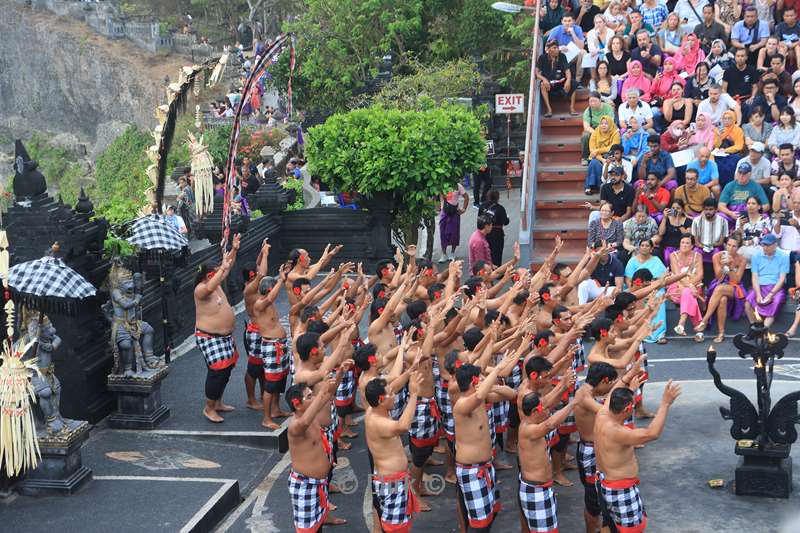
top-left (774, 7), bottom-right (800, 69)
top-left (686, 146), bottom-right (720, 195)
top-left (746, 233), bottom-right (790, 327)
top-left (718, 162), bottom-right (770, 221)
top-left (546, 13), bottom-right (586, 86)
top-left (731, 7), bottom-right (769, 64)
top-left (636, 134), bottom-right (676, 189)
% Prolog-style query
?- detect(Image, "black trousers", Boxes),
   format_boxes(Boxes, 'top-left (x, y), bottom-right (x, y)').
top-left (473, 173), bottom-right (492, 206)
top-left (487, 228), bottom-right (504, 267)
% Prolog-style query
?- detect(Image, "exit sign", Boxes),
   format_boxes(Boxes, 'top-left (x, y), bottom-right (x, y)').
top-left (495, 93), bottom-right (525, 114)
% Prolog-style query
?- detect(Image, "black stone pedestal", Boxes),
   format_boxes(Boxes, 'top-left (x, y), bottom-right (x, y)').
top-left (107, 366), bottom-right (170, 430)
top-left (734, 443), bottom-right (793, 498)
top-left (17, 422), bottom-right (92, 496)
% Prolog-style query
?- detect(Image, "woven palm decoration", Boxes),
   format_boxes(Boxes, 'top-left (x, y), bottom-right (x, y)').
top-left (0, 337), bottom-right (39, 477)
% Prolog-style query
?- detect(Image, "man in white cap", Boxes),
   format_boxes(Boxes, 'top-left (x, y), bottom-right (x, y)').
top-left (745, 233), bottom-right (790, 327)
top-left (736, 142), bottom-right (772, 193)
top-left (718, 161), bottom-right (770, 222)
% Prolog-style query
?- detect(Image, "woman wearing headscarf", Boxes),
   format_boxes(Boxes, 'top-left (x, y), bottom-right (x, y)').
top-left (622, 116), bottom-right (650, 166)
top-left (673, 33), bottom-right (706, 77)
top-left (705, 39), bottom-right (732, 75)
top-left (649, 57), bottom-right (686, 106)
top-left (540, 0), bottom-right (564, 34)
top-left (660, 120), bottom-right (693, 153)
top-left (621, 61), bottom-right (652, 103)
top-left (585, 116), bottom-right (621, 194)
top-left (715, 110), bottom-right (746, 188)
top-left (690, 112), bottom-right (716, 151)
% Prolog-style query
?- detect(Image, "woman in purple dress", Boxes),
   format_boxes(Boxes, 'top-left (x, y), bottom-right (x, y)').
top-left (696, 236), bottom-right (747, 343)
top-left (438, 183), bottom-right (469, 263)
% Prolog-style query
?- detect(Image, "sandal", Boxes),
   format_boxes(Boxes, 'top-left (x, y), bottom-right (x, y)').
top-left (696, 320), bottom-right (706, 332)
top-left (544, 111), bottom-right (553, 118)
top-left (694, 332), bottom-right (705, 342)
top-left (585, 188), bottom-right (593, 195)
top-left (656, 337), bottom-right (668, 344)
top-left (714, 333), bottom-right (725, 343)
top-left (673, 325), bottom-right (685, 336)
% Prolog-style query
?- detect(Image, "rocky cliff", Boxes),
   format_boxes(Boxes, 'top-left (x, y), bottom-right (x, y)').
top-left (0, 0), bottom-right (184, 156)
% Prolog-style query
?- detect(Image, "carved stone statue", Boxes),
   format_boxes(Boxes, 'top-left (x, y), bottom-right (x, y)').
top-left (21, 310), bottom-right (82, 436)
top-left (104, 263), bottom-right (161, 376)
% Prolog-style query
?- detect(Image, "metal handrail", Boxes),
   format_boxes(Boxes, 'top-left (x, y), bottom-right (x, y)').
top-left (518, 0), bottom-right (544, 263)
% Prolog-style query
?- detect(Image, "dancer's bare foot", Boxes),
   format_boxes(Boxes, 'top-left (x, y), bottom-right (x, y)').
top-left (338, 440), bottom-right (352, 450)
top-left (416, 496), bottom-right (432, 511)
top-left (563, 456), bottom-right (577, 470)
top-left (636, 407), bottom-right (655, 419)
top-left (340, 429), bottom-right (358, 439)
top-left (216, 402), bottom-right (235, 412)
top-left (554, 472), bottom-right (574, 486)
top-left (203, 407), bottom-right (224, 423)
top-left (445, 471), bottom-right (456, 484)
top-left (324, 515), bottom-right (347, 526)
top-left (271, 409), bottom-right (291, 418)
top-left (246, 400), bottom-right (263, 410)
top-left (425, 457), bottom-right (443, 467)
top-left (261, 419), bottom-right (280, 430)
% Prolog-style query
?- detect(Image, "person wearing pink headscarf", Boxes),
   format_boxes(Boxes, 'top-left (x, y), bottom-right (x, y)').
top-left (690, 112), bottom-right (716, 150)
top-left (673, 33), bottom-right (706, 77)
top-left (621, 60), bottom-right (652, 103)
top-left (649, 57), bottom-right (686, 104)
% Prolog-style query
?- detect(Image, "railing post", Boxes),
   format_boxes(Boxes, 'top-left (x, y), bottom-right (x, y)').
top-left (518, 0), bottom-right (543, 267)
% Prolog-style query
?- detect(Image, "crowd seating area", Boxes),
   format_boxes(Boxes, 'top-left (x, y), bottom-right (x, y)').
top-left (534, 0), bottom-right (800, 341)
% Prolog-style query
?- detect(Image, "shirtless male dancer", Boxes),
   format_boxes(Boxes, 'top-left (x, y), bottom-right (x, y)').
top-left (517, 391), bottom-right (576, 533)
top-left (252, 249), bottom-right (291, 429)
top-left (285, 376), bottom-right (338, 533)
top-left (594, 378), bottom-right (681, 532)
top-left (242, 239), bottom-right (270, 409)
top-left (453, 353), bottom-right (518, 532)
top-left (365, 372), bottom-right (424, 532)
top-left (194, 234), bottom-right (240, 423)
top-left (574, 362), bottom-right (641, 533)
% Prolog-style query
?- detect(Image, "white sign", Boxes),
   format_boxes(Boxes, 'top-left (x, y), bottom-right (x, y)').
top-left (495, 93), bottom-right (525, 114)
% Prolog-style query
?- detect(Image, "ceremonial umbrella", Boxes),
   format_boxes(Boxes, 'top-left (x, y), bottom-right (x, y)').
top-left (7, 249), bottom-right (97, 315)
top-left (126, 214), bottom-right (189, 363)
top-left (3, 244), bottom-right (95, 477)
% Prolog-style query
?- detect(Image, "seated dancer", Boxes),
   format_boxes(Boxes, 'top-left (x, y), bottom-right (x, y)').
top-left (364, 372), bottom-right (424, 533)
top-left (252, 255), bottom-right (291, 429)
top-left (574, 362), bottom-right (642, 533)
top-left (194, 234), bottom-right (240, 423)
top-left (242, 240), bottom-right (271, 410)
top-left (594, 376), bottom-right (681, 533)
top-left (517, 391), bottom-right (576, 533)
top-left (453, 354), bottom-right (518, 532)
top-left (285, 377), bottom-right (338, 533)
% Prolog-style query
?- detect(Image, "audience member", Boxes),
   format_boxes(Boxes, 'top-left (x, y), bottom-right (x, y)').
top-left (588, 202), bottom-right (625, 250)
top-left (662, 82), bottom-right (694, 130)
top-left (623, 205), bottom-right (661, 259)
top-left (624, 240), bottom-right (668, 343)
top-left (745, 233), bottom-right (790, 327)
top-left (581, 93), bottom-right (616, 165)
top-left (742, 106), bottom-right (774, 149)
top-left (693, 4), bottom-right (727, 51)
top-left (637, 134), bottom-right (677, 190)
top-left (714, 110), bottom-right (747, 186)
top-left (621, 116), bottom-right (650, 165)
top-left (734, 196), bottom-right (775, 263)
top-left (673, 33), bottom-right (706, 75)
top-left (674, 168), bottom-right (712, 217)
top-left (731, 7), bottom-right (770, 64)
top-left (599, 165), bottom-right (636, 220)
top-left (697, 236), bottom-right (748, 342)
top-left (667, 234), bottom-right (705, 340)
top-left (586, 117), bottom-right (621, 194)
top-left (698, 83), bottom-right (741, 127)
top-left (658, 198), bottom-right (693, 260)
top-left (767, 107), bottom-right (800, 156)
top-left (735, 142), bottom-right (772, 195)
top-left (687, 146), bottom-right (721, 195)
top-left (577, 241), bottom-right (624, 304)
top-left (631, 30), bottom-right (664, 77)
top-left (691, 197), bottom-right (729, 262)
top-left (718, 162), bottom-right (770, 222)
top-left (537, 39), bottom-right (576, 117)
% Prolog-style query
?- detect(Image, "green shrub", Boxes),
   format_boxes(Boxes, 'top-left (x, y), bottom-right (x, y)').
top-left (26, 133), bottom-right (86, 206)
top-left (282, 177), bottom-right (305, 211)
top-left (93, 126), bottom-right (152, 225)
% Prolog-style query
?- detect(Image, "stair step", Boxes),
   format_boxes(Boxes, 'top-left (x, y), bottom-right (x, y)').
top-left (539, 136), bottom-right (582, 153)
top-left (539, 151), bottom-right (583, 164)
top-left (536, 191), bottom-right (597, 202)
top-left (541, 114), bottom-right (583, 128)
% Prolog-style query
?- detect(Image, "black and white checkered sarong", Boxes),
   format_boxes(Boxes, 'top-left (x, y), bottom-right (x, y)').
top-left (409, 397), bottom-right (441, 447)
top-left (372, 471), bottom-right (419, 531)
top-left (576, 440), bottom-right (597, 485)
top-left (390, 383), bottom-right (409, 420)
top-left (597, 472), bottom-right (647, 532)
top-left (195, 330), bottom-right (237, 370)
top-left (288, 470), bottom-right (328, 532)
top-left (262, 337), bottom-right (289, 381)
top-left (335, 367), bottom-right (356, 407)
top-left (456, 461), bottom-right (501, 529)
top-left (436, 379), bottom-right (455, 439)
top-left (518, 475), bottom-right (558, 532)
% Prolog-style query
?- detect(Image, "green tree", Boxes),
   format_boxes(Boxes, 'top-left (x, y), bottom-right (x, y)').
top-left (363, 58), bottom-right (483, 111)
top-left (306, 104), bottom-right (485, 247)
top-left (93, 126), bottom-right (153, 225)
top-left (25, 134), bottom-right (86, 206)
top-left (271, 0), bottom-right (426, 112)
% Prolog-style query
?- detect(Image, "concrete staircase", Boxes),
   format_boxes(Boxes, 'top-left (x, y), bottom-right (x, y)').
top-left (531, 89), bottom-right (594, 266)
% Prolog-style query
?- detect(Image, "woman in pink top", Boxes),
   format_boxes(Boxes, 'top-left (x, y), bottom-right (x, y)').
top-left (621, 61), bottom-right (652, 103)
top-left (690, 112), bottom-right (716, 150)
top-left (649, 57), bottom-right (685, 106)
top-left (673, 33), bottom-right (706, 77)
top-left (438, 183), bottom-right (469, 263)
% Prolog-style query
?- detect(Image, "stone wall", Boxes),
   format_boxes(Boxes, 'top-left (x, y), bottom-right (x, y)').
top-left (0, 0), bottom-right (184, 153)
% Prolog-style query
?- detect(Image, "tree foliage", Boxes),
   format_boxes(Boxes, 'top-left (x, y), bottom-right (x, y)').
top-left (363, 58), bottom-right (482, 111)
top-left (306, 104), bottom-right (485, 243)
top-left (271, 0), bottom-right (425, 111)
top-left (25, 134), bottom-right (86, 206)
top-left (93, 126), bottom-right (153, 225)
